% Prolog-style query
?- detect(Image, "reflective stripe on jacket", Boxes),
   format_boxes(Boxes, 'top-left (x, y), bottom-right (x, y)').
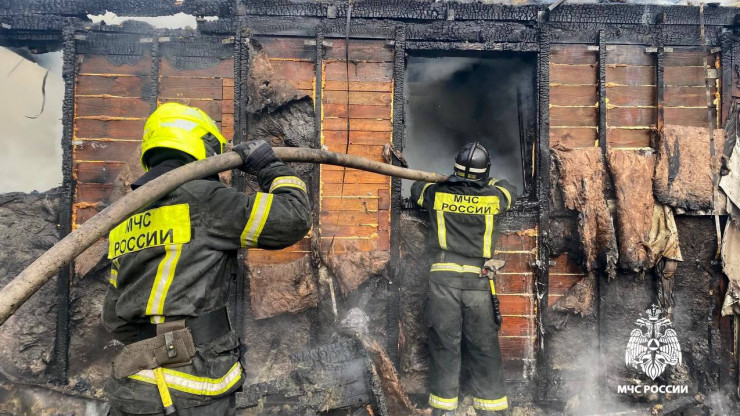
top-left (102, 161), bottom-right (311, 341)
top-left (410, 176), bottom-right (517, 262)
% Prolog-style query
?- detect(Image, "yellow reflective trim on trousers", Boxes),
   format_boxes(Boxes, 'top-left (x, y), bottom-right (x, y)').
top-left (483, 214), bottom-right (493, 257)
top-left (269, 176), bottom-right (307, 193)
top-left (145, 244), bottom-right (182, 320)
top-left (429, 394), bottom-right (458, 410)
top-left (495, 185), bottom-right (512, 210)
top-left (152, 367), bottom-right (174, 409)
top-left (417, 183), bottom-right (433, 207)
top-left (473, 396), bottom-right (508, 411)
top-left (436, 211), bottom-right (447, 250)
top-left (240, 193), bottom-right (274, 248)
top-left (430, 263), bottom-right (481, 274)
top-left (129, 362), bottom-right (242, 396)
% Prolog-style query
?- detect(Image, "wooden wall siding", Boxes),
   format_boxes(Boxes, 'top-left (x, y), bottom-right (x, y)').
top-left (663, 48), bottom-right (719, 129)
top-left (606, 45), bottom-right (656, 149)
top-left (158, 58), bottom-right (235, 140)
top-left (72, 53), bottom-right (152, 227)
top-left (496, 230), bottom-right (538, 377)
top-left (319, 39), bottom-right (393, 255)
top-left (549, 45), bottom-right (599, 149)
top-left (247, 37), bottom-right (316, 266)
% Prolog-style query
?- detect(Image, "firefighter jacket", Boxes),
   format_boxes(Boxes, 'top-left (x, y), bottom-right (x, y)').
top-left (410, 176), bottom-right (516, 291)
top-left (102, 159), bottom-right (311, 413)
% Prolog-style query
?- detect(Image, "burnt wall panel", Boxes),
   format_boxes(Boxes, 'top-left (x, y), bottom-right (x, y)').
top-left (320, 40), bottom-right (393, 255)
top-left (549, 44), bottom-right (599, 149)
top-left (72, 50), bottom-right (152, 227)
top-left (606, 45), bottom-right (656, 149)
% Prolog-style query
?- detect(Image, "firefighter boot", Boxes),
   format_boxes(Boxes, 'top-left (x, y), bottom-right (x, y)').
top-left (432, 409), bottom-right (456, 416)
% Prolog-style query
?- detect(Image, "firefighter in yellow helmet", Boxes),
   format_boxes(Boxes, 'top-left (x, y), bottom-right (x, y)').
top-left (102, 103), bottom-right (311, 415)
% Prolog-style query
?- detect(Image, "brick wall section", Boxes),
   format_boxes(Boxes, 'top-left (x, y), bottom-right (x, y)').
top-left (72, 53), bottom-right (152, 227)
top-left (320, 39), bottom-right (393, 254)
top-left (496, 230), bottom-right (538, 380)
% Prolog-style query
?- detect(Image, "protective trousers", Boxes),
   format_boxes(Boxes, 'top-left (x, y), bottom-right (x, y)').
top-left (427, 281), bottom-right (508, 412)
top-left (109, 394), bottom-right (235, 416)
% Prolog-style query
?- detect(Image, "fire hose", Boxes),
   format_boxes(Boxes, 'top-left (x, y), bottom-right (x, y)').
top-left (0, 148), bottom-right (447, 326)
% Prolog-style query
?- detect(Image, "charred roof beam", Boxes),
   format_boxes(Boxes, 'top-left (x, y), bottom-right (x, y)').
top-left (4, 2), bottom-right (740, 26)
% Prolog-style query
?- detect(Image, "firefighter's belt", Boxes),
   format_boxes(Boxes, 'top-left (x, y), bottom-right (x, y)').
top-left (112, 308), bottom-right (231, 379)
top-left (435, 251), bottom-right (485, 269)
top-left (135, 307), bottom-right (231, 346)
top-left (112, 327), bottom-right (196, 379)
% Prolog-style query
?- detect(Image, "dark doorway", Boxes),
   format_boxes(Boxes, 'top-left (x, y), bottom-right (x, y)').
top-left (401, 52), bottom-right (537, 198)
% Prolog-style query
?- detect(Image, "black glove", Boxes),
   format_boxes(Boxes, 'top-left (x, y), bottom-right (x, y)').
top-left (233, 140), bottom-right (280, 175)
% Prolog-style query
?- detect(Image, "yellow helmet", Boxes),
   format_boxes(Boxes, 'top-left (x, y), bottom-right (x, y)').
top-left (141, 102), bottom-right (228, 171)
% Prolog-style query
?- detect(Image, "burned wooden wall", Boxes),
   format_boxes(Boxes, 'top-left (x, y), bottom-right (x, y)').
top-left (4, 1), bottom-right (740, 413)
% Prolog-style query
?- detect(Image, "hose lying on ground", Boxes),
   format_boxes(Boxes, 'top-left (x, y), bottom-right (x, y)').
top-left (0, 148), bottom-right (447, 326)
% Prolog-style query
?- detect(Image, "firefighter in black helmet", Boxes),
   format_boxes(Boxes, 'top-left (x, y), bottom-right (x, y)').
top-left (410, 142), bottom-right (517, 415)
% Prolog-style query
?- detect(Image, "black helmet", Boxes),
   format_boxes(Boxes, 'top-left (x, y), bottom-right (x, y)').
top-left (454, 141), bottom-right (491, 181)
